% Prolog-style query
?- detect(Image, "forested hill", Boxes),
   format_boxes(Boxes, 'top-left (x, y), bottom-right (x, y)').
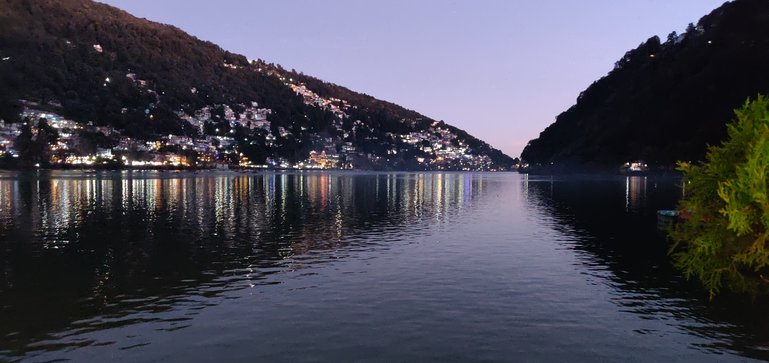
top-left (0, 0), bottom-right (513, 170)
top-left (521, 0), bottom-right (769, 171)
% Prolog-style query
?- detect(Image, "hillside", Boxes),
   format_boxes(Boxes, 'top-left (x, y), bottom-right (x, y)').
top-left (0, 0), bottom-right (513, 170)
top-left (521, 0), bottom-right (769, 171)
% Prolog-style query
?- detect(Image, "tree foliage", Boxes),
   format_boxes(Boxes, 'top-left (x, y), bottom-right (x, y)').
top-left (11, 117), bottom-right (58, 166)
top-left (670, 95), bottom-right (769, 297)
top-left (522, 0), bottom-right (769, 170)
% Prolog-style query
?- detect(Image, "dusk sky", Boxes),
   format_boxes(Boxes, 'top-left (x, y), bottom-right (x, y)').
top-left (100, 0), bottom-right (727, 157)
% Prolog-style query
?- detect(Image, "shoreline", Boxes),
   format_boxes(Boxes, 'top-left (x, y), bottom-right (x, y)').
top-left (0, 167), bottom-right (518, 174)
top-left (0, 165), bottom-right (685, 176)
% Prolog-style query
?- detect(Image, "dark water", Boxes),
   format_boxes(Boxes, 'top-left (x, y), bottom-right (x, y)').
top-left (0, 171), bottom-right (768, 362)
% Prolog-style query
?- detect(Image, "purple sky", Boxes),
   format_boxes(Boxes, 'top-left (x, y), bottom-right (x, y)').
top-left (100, 0), bottom-right (727, 157)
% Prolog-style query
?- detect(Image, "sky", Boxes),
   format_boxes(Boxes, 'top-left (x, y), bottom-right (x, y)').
top-left (100, 0), bottom-right (728, 158)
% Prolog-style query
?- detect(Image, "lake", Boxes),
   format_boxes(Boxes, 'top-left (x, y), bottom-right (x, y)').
top-left (0, 171), bottom-right (768, 362)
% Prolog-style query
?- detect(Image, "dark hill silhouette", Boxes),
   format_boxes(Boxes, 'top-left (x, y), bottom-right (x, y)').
top-left (521, 0), bottom-right (769, 172)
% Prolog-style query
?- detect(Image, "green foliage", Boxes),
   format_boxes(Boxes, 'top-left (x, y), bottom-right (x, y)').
top-left (670, 95), bottom-right (769, 297)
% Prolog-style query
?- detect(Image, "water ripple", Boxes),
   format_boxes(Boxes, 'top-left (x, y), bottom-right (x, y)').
top-left (0, 172), bottom-right (767, 361)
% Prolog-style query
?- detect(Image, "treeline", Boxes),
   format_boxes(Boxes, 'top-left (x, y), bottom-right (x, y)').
top-left (521, 0), bottom-right (769, 170)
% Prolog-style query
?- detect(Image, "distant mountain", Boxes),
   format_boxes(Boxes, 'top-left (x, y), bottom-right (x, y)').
top-left (521, 0), bottom-right (769, 171)
top-left (0, 0), bottom-right (514, 170)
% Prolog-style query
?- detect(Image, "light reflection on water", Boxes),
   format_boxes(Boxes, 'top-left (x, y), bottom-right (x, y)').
top-left (0, 171), bottom-right (487, 358)
top-left (0, 171), bottom-right (768, 362)
top-left (522, 175), bottom-right (769, 360)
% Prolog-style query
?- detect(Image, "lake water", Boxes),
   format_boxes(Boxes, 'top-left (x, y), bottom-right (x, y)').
top-left (1, 171), bottom-right (768, 362)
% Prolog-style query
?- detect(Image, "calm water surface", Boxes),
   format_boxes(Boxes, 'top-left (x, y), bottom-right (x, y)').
top-left (0, 171), bottom-right (768, 362)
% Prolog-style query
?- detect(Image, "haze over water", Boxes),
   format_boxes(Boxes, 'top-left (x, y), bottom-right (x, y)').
top-left (1, 171), bottom-right (768, 362)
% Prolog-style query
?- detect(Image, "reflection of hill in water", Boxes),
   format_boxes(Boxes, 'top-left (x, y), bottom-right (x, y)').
top-left (0, 171), bottom-right (488, 356)
top-left (521, 176), bottom-right (679, 273)
top-left (521, 175), bottom-right (769, 360)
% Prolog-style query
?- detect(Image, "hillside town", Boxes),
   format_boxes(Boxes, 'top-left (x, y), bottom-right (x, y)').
top-left (0, 91), bottom-right (500, 171)
top-left (0, 30), bottom-right (513, 171)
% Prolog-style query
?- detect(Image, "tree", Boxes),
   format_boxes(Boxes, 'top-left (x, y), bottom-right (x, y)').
top-left (13, 121), bottom-right (35, 164)
top-left (670, 95), bottom-right (769, 297)
top-left (686, 22), bottom-right (697, 35)
top-left (35, 118), bottom-right (59, 165)
top-left (666, 31), bottom-right (679, 44)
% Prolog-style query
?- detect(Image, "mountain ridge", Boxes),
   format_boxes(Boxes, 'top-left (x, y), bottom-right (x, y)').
top-left (0, 0), bottom-right (514, 170)
top-left (521, 0), bottom-right (769, 172)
